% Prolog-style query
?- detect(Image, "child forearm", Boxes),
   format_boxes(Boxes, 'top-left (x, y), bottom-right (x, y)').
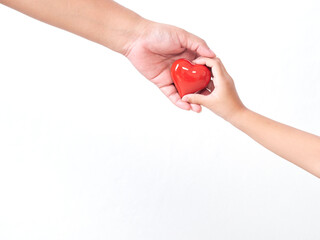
top-left (183, 57), bottom-right (320, 178)
top-left (0, 0), bottom-right (146, 54)
top-left (229, 108), bottom-right (320, 178)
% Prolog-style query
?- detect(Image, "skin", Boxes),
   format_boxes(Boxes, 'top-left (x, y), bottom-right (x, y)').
top-left (4, 0), bottom-right (316, 177)
top-left (0, 0), bottom-right (215, 112)
top-left (182, 57), bottom-right (320, 178)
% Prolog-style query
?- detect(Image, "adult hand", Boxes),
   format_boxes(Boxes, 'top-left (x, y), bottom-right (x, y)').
top-left (125, 21), bottom-right (215, 112)
top-left (1, 0), bottom-right (214, 112)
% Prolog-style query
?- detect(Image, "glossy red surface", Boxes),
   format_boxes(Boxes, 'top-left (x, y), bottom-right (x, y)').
top-left (170, 59), bottom-right (212, 97)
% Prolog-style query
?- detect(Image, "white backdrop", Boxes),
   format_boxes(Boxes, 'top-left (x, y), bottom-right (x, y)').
top-left (0, 0), bottom-right (320, 239)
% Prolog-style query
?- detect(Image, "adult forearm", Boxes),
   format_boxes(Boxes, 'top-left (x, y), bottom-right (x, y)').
top-left (0, 0), bottom-right (146, 54)
top-left (229, 108), bottom-right (320, 177)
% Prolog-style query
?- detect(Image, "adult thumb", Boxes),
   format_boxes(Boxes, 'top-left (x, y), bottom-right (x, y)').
top-left (181, 30), bottom-right (215, 58)
top-left (182, 94), bottom-right (206, 105)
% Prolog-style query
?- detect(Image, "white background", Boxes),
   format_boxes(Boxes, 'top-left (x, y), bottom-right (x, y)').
top-left (1, 0), bottom-right (320, 239)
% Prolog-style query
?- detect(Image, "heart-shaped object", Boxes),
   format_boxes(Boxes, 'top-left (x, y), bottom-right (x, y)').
top-left (170, 59), bottom-right (212, 97)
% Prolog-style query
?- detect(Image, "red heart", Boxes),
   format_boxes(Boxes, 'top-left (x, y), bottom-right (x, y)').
top-left (170, 59), bottom-right (212, 97)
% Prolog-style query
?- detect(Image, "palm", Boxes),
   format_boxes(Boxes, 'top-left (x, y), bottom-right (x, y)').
top-left (126, 23), bottom-right (214, 112)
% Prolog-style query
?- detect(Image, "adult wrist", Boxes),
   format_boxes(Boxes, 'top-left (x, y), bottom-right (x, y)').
top-left (121, 17), bottom-right (153, 56)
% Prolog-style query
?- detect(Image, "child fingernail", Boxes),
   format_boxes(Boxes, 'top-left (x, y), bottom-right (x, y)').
top-left (182, 96), bottom-right (188, 101)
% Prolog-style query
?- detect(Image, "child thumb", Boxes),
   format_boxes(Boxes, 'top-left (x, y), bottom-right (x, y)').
top-left (182, 94), bottom-right (205, 105)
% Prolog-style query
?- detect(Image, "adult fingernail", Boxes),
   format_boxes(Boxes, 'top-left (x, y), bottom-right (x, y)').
top-left (208, 49), bottom-right (215, 56)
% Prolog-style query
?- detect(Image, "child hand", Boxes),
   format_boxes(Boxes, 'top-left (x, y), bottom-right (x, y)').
top-left (182, 57), bottom-right (246, 122)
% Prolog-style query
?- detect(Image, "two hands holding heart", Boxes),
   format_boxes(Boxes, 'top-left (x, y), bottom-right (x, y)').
top-left (171, 58), bottom-right (213, 98)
